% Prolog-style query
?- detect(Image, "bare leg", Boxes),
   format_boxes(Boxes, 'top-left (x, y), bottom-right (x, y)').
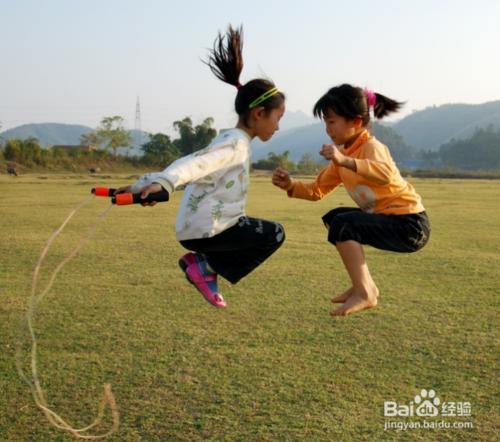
top-left (331, 240), bottom-right (379, 317)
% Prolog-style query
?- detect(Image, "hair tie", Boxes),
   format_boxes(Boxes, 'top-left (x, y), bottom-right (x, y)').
top-left (236, 82), bottom-right (243, 90)
top-left (364, 88), bottom-right (377, 108)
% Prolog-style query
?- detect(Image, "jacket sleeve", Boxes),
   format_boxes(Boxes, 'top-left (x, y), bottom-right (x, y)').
top-left (353, 142), bottom-right (395, 185)
top-left (287, 162), bottom-right (342, 201)
top-left (152, 139), bottom-right (248, 194)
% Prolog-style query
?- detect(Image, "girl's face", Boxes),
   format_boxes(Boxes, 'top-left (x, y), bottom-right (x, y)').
top-left (323, 108), bottom-right (362, 146)
top-left (254, 102), bottom-right (285, 142)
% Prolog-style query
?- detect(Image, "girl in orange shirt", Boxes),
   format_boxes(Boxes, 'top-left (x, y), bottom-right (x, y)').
top-left (272, 84), bottom-right (430, 317)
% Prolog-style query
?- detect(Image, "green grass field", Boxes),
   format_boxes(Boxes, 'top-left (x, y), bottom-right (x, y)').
top-left (1, 174), bottom-right (498, 441)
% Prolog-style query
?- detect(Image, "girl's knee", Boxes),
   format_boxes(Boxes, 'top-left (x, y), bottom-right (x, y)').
top-left (256, 219), bottom-right (285, 249)
top-left (274, 222), bottom-right (285, 245)
top-left (264, 221), bottom-right (285, 248)
top-left (322, 207), bottom-right (360, 229)
top-left (327, 218), bottom-right (356, 244)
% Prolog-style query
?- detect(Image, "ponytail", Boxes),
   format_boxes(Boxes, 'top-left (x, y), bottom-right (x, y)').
top-left (205, 25), bottom-right (244, 89)
top-left (204, 25), bottom-right (285, 125)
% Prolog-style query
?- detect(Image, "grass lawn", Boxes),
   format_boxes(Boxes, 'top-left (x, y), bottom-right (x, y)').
top-left (0, 174), bottom-right (498, 441)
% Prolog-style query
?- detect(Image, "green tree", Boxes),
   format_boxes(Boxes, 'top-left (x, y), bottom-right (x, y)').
top-left (0, 121), bottom-right (4, 158)
top-left (252, 151), bottom-right (296, 171)
top-left (297, 153), bottom-right (322, 174)
top-left (141, 133), bottom-right (180, 166)
top-left (83, 116), bottom-right (132, 156)
top-left (439, 125), bottom-right (500, 170)
top-left (268, 150), bottom-right (296, 170)
top-left (4, 139), bottom-right (22, 163)
top-left (172, 117), bottom-right (217, 155)
top-left (23, 137), bottom-right (43, 164)
top-left (80, 131), bottom-right (103, 149)
top-left (4, 137), bottom-right (44, 166)
top-left (418, 149), bottom-right (441, 168)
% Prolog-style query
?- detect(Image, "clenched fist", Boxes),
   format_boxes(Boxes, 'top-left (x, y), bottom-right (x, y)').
top-left (320, 144), bottom-right (356, 171)
top-left (272, 167), bottom-right (293, 191)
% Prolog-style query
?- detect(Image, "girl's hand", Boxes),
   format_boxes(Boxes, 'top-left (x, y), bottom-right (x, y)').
top-left (272, 167), bottom-right (292, 191)
top-left (113, 183), bottom-right (163, 206)
top-left (330, 146), bottom-right (346, 166)
top-left (320, 144), bottom-right (356, 170)
top-left (138, 182), bottom-right (164, 206)
top-left (319, 144), bottom-right (335, 161)
top-left (320, 144), bottom-right (345, 164)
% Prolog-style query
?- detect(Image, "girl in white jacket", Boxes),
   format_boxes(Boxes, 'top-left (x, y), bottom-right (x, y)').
top-left (117, 25), bottom-right (286, 308)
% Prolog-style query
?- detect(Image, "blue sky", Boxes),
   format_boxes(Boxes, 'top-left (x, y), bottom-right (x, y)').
top-left (1, 0), bottom-right (499, 133)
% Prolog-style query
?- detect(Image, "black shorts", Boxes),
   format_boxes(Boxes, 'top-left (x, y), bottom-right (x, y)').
top-left (322, 207), bottom-right (430, 253)
top-left (180, 216), bottom-right (285, 284)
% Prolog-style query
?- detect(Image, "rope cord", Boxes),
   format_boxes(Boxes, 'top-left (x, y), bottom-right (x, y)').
top-left (16, 195), bottom-right (120, 439)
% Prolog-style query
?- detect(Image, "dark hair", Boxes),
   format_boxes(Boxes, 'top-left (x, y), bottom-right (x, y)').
top-left (204, 25), bottom-right (285, 125)
top-left (313, 83), bottom-right (403, 125)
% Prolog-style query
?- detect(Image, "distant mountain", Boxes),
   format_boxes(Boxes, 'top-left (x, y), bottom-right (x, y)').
top-left (0, 122), bottom-right (149, 155)
top-left (393, 100), bottom-right (500, 151)
top-left (0, 123), bottom-right (94, 147)
top-left (252, 122), bottom-right (328, 162)
top-left (278, 110), bottom-right (315, 131)
top-left (0, 112), bottom-right (315, 157)
top-left (253, 100), bottom-right (500, 158)
top-left (3, 99), bottom-right (499, 157)
top-left (252, 122), bottom-right (416, 163)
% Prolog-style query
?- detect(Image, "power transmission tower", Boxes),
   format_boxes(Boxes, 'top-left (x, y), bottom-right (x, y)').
top-left (135, 96), bottom-right (142, 147)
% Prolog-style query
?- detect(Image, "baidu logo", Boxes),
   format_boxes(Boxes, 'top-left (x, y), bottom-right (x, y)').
top-left (384, 389), bottom-right (440, 417)
top-left (383, 388), bottom-right (473, 431)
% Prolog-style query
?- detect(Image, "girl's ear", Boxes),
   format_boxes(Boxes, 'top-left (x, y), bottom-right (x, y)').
top-left (251, 106), bottom-right (267, 121)
top-left (353, 116), bottom-right (363, 128)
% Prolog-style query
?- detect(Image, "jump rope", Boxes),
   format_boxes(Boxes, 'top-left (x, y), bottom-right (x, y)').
top-left (15, 186), bottom-right (169, 439)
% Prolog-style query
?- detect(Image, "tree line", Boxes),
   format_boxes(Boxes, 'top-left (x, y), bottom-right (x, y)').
top-left (0, 116), bottom-right (217, 171)
top-left (1, 118), bottom-right (499, 173)
top-left (0, 115), bottom-right (324, 174)
top-left (413, 125), bottom-right (500, 170)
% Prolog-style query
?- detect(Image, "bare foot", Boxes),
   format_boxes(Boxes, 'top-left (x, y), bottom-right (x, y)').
top-left (331, 287), bottom-right (353, 303)
top-left (330, 286), bottom-right (379, 317)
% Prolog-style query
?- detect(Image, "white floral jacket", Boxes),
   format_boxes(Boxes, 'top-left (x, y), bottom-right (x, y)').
top-left (131, 128), bottom-right (252, 240)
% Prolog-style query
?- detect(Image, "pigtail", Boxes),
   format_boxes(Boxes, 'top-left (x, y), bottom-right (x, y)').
top-left (373, 93), bottom-right (404, 119)
top-left (205, 25), bottom-right (244, 88)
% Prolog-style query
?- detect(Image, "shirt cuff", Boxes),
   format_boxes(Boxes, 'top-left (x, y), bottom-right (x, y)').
top-left (153, 178), bottom-right (174, 194)
top-left (354, 159), bottom-right (367, 176)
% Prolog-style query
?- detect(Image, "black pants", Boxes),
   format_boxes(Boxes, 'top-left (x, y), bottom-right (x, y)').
top-left (322, 207), bottom-right (430, 253)
top-left (180, 216), bottom-right (285, 284)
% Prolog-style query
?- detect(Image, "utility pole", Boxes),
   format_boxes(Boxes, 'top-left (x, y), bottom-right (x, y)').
top-left (135, 96), bottom-right (142, 148)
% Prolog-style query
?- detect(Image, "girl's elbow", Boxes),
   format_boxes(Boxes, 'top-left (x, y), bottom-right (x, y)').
top-left (377, 170), bottom-right (394, 185)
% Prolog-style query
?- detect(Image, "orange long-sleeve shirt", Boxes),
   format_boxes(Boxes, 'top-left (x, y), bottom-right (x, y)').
top-left (287, 130), bottom-right (425, 215)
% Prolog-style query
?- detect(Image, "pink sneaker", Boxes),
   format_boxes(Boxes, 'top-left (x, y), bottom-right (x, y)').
top-left (178, 253), bottom-right (226, 308)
